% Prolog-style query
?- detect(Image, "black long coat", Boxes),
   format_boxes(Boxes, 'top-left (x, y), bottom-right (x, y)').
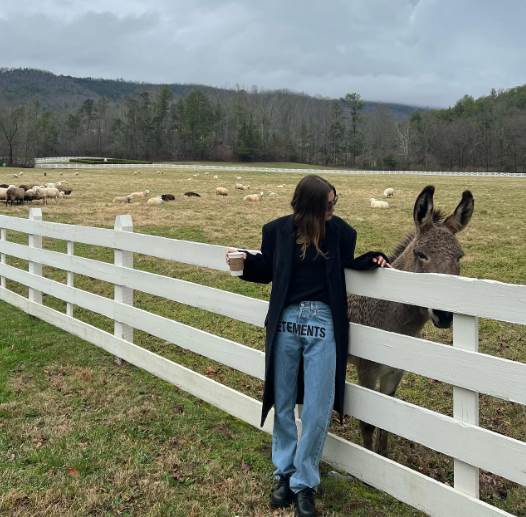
top-left (241, 214), bottom-right (386, 426)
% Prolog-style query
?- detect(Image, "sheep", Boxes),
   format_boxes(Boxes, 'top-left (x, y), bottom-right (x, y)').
top-left (18, 184), bottom-right (29, 191)
top-left (26, 186), bottom-right (44, 202)
top-left (113, 195), bottom-right (132, 203)
top-left (184, 192), bottom-right (201, 197)
top-left (216, 187), bottom-right (229, 196)
top-left (383, 188), bottom-right (394, 198)
top-left (42, 187), bottom-right (60, 204)
top-left (63, 189), bottom-right (73, 196)
top-left (236, 176), bottom-right (242, 180)
top-left (147, 196), bottom-right (163, 206)
top-left (161, 194), bottom-right (175, 201)
top-left (213, 175), bottom-right (218, 179)
top-left (24, 190), bottom-right (34, 203)
top-left (127, 189), bottom-right (150, 200)
top-left (235, 183), bottom-right (250, 190)
top-left (277, 184), bottom-right (285, 188)
top-left (0, 184), bottom-right (8, 188)
top-left (370, 198), bottom-right (389, 209)
top-left (6, 186), bottom-right (25, 205)
top-left (243, 192), bottom-right (264, 202)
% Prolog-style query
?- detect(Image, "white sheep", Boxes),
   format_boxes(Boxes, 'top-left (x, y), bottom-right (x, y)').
top-left (147, 196), bottom-right (164, 206)
top-left (216, 187), bottom-right (229, 196)
top-left (127, 189), bottom-right (150, 199)
top-left (236, 176), bottom-right (242, 180)
top-left (235, 183), bottom-right (250, 190)
top-left (41, 187), bottom-right (60, 204)
top-left (383, 188), bottom-right (394, 198)
top-left (277, 184), bottom-right (285, 188)
top-left (113, 195), bottom-right (132, 203)
top-left (27, 186), bottom-right (45, 202)
top-left (243, 192), bottom-right (264, 202)
top-left (213, 175), bottom-right (219, 179)
top-left (370, 198), bottom-right (389, 209)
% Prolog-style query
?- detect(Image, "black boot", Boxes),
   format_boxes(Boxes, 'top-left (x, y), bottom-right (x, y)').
top-left (294, 487), bottom-right (317, 517)
top-left (271, 474), bottom-right (293, 508)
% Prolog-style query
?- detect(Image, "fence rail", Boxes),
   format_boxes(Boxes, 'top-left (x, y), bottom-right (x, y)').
top-left (31, 157), bottom-right (526, 177)
top-left (0, 209), bottom-right (524, 516)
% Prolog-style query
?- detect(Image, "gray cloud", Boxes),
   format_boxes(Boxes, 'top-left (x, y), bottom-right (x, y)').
top-left (1, 0), bottom-right (525, 107)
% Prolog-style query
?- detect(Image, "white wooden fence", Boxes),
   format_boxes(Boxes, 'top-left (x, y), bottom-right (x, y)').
top-left (0, 208), bottom-right (524, 517)
top-left (32, 157), bottom-right (526, 177)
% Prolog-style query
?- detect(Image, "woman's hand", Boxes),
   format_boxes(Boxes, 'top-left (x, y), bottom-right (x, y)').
top-left (225, 247), bottom-right (240, 266)
top-left (372, 255), bottom-right (392, 268)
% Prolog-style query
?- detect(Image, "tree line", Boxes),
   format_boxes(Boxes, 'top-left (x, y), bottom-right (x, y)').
top-left (1, 84), bottom-right (526, 172)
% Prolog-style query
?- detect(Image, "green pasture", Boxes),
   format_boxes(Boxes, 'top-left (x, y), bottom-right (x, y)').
top-left (0, 165), bottom-right (524, 516)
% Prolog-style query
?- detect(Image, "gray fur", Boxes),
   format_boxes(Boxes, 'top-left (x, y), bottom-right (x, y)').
top-left (348, 185), bottom-right (474, 455)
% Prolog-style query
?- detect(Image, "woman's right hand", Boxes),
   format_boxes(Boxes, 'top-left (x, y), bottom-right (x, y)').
top-left (225, 247), bottom-right (240, 266)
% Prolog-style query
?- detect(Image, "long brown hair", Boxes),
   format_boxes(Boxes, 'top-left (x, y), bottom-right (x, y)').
top-left (291, 175), bottom-right (335, 259)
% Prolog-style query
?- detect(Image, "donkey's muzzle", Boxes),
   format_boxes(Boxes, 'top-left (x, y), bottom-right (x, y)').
top-left (430, 309), bottom-right (453, 329)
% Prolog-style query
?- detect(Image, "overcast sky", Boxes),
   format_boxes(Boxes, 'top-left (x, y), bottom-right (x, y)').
top-left (1, 0), bottom-right (525, 108)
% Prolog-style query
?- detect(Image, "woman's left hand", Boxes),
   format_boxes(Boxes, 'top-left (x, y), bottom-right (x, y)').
top-left (372, 255), bottom-right (392, 268)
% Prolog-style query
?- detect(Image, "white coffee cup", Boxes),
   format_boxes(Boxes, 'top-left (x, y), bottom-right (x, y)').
top-left (227, 250), bottom-right (246, 276)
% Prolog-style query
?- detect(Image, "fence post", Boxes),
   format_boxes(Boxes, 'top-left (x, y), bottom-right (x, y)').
top-left (0, 228), bottom-right (6, 289)
top-left (113, 215), bottom-right (134, 365)
top-left (28, 208), bottom-right (43, 304)
top-left (453, 313), bottom-right (480, 498)
top-left (66, 241), bottom-right (74, 317)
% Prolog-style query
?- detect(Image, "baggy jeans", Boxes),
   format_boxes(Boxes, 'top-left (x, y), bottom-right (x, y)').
top-left (272, 300), bottom-right (336, 492)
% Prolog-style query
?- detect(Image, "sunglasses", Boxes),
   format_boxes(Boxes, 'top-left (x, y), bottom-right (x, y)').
top-left (327, 195), bottom-right (339, 210)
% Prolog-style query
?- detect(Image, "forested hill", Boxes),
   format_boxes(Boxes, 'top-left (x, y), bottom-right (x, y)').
top-left (0, 68), bottom-right (420, 119)
top-left (1, 68), bottom-right (525, 172)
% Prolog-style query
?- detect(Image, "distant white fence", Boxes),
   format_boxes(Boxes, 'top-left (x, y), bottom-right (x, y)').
top-left (0, 209), bottom-right (524, 517)
top-left (32, 157), bottom-right (526, 177)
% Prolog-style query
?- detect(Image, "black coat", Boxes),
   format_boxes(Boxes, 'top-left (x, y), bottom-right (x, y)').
top-left (241, 214), bottom-right (387, 426)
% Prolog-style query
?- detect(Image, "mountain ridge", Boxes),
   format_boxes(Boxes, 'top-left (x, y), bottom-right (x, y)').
top-left (0, 67), bottom-right (423, 119)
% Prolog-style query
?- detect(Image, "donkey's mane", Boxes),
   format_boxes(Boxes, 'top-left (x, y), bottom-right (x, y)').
top-left (388, 210), bottom-right (445, 262)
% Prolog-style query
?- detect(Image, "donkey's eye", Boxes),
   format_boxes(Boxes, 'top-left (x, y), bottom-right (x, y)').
top-left (414, 250), bottom-right (429, 261)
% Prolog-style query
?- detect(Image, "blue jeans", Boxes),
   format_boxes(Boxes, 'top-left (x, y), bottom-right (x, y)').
top-left (272, 301), bottom-right (336, 492)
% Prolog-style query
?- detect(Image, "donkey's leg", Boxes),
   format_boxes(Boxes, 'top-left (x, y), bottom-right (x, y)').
top-left (375, 369), bottom-right (405, 456)
top-left (357, 360), bottom-right (379, 451)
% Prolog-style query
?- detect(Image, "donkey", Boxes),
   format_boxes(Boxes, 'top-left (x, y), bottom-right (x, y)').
top-left (348, 185), bottom-right (475, 456)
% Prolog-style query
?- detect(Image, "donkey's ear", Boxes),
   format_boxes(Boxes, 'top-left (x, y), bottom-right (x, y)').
top-left (413, 185), bottom-right (435, 232)
top-left (444, 190), bottom-right (474, 234)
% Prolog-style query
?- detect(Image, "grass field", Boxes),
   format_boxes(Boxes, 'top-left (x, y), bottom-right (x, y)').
top-left (0, 164), bottom-right (524, 516)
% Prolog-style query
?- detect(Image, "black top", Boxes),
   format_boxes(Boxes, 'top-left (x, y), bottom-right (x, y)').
top-left (285, 240), bottom-right (330, 305)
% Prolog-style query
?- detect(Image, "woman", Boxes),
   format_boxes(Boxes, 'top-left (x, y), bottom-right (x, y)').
top-left (226, 175), bottom-right (390, 517)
